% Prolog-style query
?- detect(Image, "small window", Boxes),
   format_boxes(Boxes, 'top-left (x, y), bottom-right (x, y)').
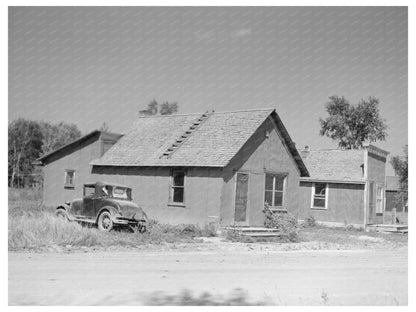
top-left (312, 183), bottom-right (328, 209)
top-left (84, 186), bottom-right (95, 196)
top-left (113, 187), bottom-right (128, 200)
top-left (264, 174), bottom-right (286, 209)
top-left (170, 170), bottom-right (185, 204)
top-left (64, 170), bottom-right (75, 188)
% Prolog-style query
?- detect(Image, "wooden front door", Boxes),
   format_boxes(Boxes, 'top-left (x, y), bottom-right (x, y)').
top-left (234, 173), bottom-right (249, 225)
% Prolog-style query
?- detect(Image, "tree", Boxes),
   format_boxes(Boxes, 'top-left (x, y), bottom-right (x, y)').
top-left (390, 145), bottom-right (408, 207)
top-left (160, 101), bottom-right (178, 115)
top-left (139, 99), bottom-right (178, 116)
top-left (99, 122), bottom-right (110, 132)
top-left (40, 122), bottom-right (82, 155)
top-left (8, 119), bottom-right (83, 187)
top-left (319, 96), bottom-right (388, 149)
top-left (8, 119), bottom-right (43, 187)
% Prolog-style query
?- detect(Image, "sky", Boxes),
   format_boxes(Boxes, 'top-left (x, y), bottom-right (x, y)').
top-left (8, 6), bottom-right (407, 175)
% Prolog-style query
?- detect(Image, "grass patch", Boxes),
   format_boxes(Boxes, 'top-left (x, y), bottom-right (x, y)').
top-left (8, 188), bottom-right (218, 251)
top-left (300, 224), bottom-right (408, 246)
top-left (9, 212), bottom-right (101, 250)
top-left (8, 211), bottom-right (219, 251)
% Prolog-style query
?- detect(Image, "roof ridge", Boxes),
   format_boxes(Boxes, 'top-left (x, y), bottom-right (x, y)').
top-left (137, 108), bottom-right (275, 118)
top-left (308, 148), bottom-right (363, 152)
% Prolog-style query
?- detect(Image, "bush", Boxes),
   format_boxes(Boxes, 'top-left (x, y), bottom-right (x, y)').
top-left (263, 205), bottom-right (299, 242)
top-left (225, 229), bottom-right (255, 243)
top-left (303, 215), bottom-right (317, 228)
top-left (201, 222), bottom-right (218, 237)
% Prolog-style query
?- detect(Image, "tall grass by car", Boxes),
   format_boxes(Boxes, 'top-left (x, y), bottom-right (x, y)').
top-left (9, 212), bottom-right (101, 250)
top-left (8, 188), bottom-right (219, 250)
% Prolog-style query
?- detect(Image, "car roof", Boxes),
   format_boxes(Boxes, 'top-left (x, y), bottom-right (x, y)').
top-left (84, 181), bottom-right (130, 188)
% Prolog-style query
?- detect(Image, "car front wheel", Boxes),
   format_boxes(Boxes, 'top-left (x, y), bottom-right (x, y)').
top-left (97, 211), bottom-right (113, 231)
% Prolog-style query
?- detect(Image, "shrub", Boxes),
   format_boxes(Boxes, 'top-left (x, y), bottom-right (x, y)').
top-left (303, 215), bottom-right (317, 228)
top-left (225, 229), bottom-right (255, 243)
top-left (263, 205), bottom-right (299, 242)
top-left (201, 222), bottom-right (218, 237)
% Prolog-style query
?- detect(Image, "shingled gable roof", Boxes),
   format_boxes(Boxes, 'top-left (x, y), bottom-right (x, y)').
top-left (300, 149), bottom-right (366, 183)
top-left (300, 145), bottom-right (389, 183)
top-left (35, 130), bottom-right (123, 165)
top-left (91, 109), bottom-right (309, 176)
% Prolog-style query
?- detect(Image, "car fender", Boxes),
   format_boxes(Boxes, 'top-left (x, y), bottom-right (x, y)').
top-left (56, 204), bottom-right (74, 221)
top-left (96, 206), bottom-right (121, 223)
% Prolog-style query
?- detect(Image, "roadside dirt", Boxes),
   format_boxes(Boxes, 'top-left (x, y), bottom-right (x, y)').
top-left (9, 244), bottom-right (408, 305)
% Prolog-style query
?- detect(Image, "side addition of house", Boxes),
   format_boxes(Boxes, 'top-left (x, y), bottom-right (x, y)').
top-left (297, 145), bottom-right (389, 227)
top-left (35, 131), bottom-right (123, 206)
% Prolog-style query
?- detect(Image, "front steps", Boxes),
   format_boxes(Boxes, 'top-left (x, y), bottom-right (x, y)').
top-left (367, 224), bottom-right (408, 234)
top-left (222, 226), bottom-right (280, 238)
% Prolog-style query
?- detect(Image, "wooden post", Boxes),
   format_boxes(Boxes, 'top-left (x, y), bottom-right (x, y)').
top-left (392, 208), bottom-right (397, 224)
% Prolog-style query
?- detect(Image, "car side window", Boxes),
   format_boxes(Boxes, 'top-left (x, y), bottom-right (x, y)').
top-left (84, 186), bottom-right (95, 197)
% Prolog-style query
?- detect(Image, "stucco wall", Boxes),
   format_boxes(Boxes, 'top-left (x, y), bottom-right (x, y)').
top-left (220, 117), bottom-right (301, 226)
top-left (366, 152), bottom-right (387, 224)
top-left (298, 182), bottom-right (365, 225)
top-left (91, 166), bottom-right (223, 226)
top-left (42, 137), bottom-right (101, 207)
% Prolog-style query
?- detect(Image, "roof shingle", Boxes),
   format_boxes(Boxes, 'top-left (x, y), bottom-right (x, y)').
top-left (301, 149), bottom-right (366, 182)
top-left (91, 109), bottom-right (308, 176)
top-left (92, 109), bottom-right (274, 167)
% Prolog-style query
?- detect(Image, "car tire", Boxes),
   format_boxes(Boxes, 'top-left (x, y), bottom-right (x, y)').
top-left (97, 211), bottom-right (113, 232)
top-left (138, 224), bottom-right (147, 233)
top-left (56, 209), bottom-right (69, 221)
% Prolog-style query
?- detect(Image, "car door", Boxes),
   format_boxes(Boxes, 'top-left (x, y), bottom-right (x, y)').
top-left (82, 185), bottom-right (96, 218)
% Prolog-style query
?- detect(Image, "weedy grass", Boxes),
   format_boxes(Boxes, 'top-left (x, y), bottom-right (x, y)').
top-left (9, 211), bottom-right (101, 250)
top-left (8, 188), bottom-right (218, 251)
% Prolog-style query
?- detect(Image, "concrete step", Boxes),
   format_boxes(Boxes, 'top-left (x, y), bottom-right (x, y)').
top-left (242, 232), bottom-right (281, 238)
top-left (367, 224), bottom-right (408, 233)
top-left (222, 226), bottom-right (279, 233)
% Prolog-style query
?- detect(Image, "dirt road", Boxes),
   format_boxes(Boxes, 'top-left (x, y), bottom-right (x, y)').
top-left (9, 246), bottom-right (407, 305)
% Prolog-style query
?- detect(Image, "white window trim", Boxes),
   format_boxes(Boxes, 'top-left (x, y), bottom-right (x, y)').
top-left (264, 173), bottom-right (287, 210)
top-left (168, 170), bottom-right (186, 206)
top-left (310, 182), bottom-right (329, 210)
top-left (64, 170), bottom-right (75, 188)
top-left (375, 183), bottom-right (384, 214)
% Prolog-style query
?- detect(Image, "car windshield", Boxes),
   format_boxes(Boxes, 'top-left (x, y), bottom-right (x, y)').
top-left (112, 187), bottom-right (129, 200)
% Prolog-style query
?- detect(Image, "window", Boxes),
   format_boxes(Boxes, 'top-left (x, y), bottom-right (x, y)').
top-left (264, 174), bottom-right (286, 208)
top-left (170, 170), bottom-right (185, 204)
top-left (113, 187), bottom-right (128, 200)
top-left (64, 170), bottom-right (75, 188)
top-left (84, 185), bottom-right (95, 196)
top-left (376, 185), bottom-right (384, 215)
top-left (311, 183), bottom-right (328, 209)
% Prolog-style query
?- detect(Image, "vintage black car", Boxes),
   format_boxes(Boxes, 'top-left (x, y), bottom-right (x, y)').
top-left (56, 182), bottom-right (147, 232)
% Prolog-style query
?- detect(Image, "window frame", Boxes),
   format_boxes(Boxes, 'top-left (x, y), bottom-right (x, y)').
top-left (375, 184), bottom-right (384, 215)
top-left (168, 169), bottom-right (186, 206)
top-left (264, 173), bottom-right (287, 211)
top-left (311, 182), bottom-right (329, 210)
top-left (64, 170), bottom-right (75, 189)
